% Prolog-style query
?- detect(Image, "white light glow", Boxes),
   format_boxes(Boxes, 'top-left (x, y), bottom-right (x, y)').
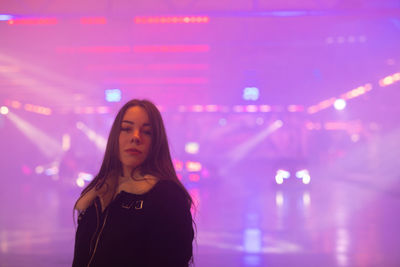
top-left (303, 192), bottom-right (311, 206)
top-left (334, 99), bottom-right (346, 110)
top-left (277, 169), bottom-right (290, 179)
top-left (275, 175), bottom-right (284, 185)
top-left (7, 112), bottom-right (62, 158)
top-left (302, 174), bottom-right (311, 184)
top-left (185, 142), bottom-right (200, 154)
top-left (224, 120), bottom-right (283, 172)
top-left (296, 169), bottom-right (309, 179)
top-left (76, 121), bottom-right (106, 151)
top-left (62, 134), bottom-right (71, 151)
top-left (351, 134), bottom-right (360, 142)
top-left (76, 178), bottom-right (85, 187)
top-left (243, 87), bottom-right (259, 101)
top-left (186, 161), bottom-right (202, 172)
top-left (0, 106), bottom-right (9, 115)
top-left (35, 166), bottom-right (44, 174)
top-left (45, 166), bottom-right (59, 176)
top-left (105, 89), bottom-right (121, 102)
top-left (275, 120), bottom-right (283, 127)
top-left (243, 228), bottom-right (262, 253)
top-left (78, 172), bottom-right (94, 182)
top-left (276, 191), bottom-right (284, 206)
top-left (0, 15), bottom-right (13, 21)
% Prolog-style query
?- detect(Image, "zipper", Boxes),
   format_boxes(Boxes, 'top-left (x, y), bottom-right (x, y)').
top-left (87, 200), bottom-right (110, 267)
top-left (88, 199), bottom-right (100, 256)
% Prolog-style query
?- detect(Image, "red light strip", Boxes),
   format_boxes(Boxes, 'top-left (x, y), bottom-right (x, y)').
top-left (379, 72), bottom-right (400, 87)
top-left (80, 17), bottom-right (107, 24)
top-left (103, 77), bottom-right (209, 85)
top-left (133, 45), bottom-right (210, 53)
top-left (340, 83), bottom-right (372, 100)
top-left (8, 18), bottom-right (58, 25)
top-left (307, 83), bottom-right (372, 114)
top-left (178, 105), bottom-right (301, 113)
top-left (134, 16), bottom-right (209, 24)
top-left (56, 46), bottom-right (131, 54)
top-left (56, 45), bottom-right (209, 54)
top-left (24, 103), bottom-right (52, 115)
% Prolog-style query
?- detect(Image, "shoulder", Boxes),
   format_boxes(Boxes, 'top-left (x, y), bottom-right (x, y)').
top-left (75, 187), bottom-right (98, 212)
top-left (151, 180), bottom-right (190, 209)
top-left (153, 179), bottom-right (187, 197)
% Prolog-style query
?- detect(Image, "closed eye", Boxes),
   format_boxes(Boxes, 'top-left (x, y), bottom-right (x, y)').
top-left (142, 130), bottom-right (152, 136)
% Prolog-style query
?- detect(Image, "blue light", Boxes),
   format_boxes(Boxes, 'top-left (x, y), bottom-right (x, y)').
top-left (270, 11), bottom-right (308, 17)
top-left (105, 89), bottom-right (121, 102)
top-left (243, 228), bottom-right (262, 253)
top-left (243, 87), bottom-right (259, 101)
top-left (0, 15), bottom-right (13, 21)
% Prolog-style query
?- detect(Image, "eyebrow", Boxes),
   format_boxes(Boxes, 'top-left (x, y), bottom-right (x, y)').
top-left (121, 120), bottom-right (151, 127)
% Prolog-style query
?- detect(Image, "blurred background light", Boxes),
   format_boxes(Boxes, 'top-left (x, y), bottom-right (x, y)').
top-left (243, 87), bottom-right (259, 101)
top-left (78, 172), bottom-right (94, 182)
top-left (186, 161), bottom-right (202, 172)
top-left (243, 228), bottom-right (262, 253)
top-left (0, 15), bottom-right (13, 21)
top-left (105, 89), bottom-right (121, 102)
top-left (334, 99), bottom-right (346, 110)
top-left (185, 142), bottom-right (200, 154)
top-left (76, 177), bottom-right (85, 187)
top-left (0, 106), bottom-right (9, 115)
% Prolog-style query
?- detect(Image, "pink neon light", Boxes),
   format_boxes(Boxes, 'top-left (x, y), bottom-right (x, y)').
top-left (379, 73), bottom-right (400, 87)
top-left (341, 84), bottom-right (373, 100)
top-left (307, 106), bottom-right (319, 114)
top-left (134, 16), bottom-right (209, 24)
top-left (186, 161), bottom-right (202, 172)
top-left (85, 63), bottom-right (209, 71)
top-left (133, 45), bottom-right (210, 53)
top-left (173, 159), bottom-right (183, 171)
top-left (104, 77), bottom-right (208, 85)
top-left (288, 105), bottom-right (304, 112)
top-left (233, 105), bottom-right (245, 112)
top-left (318, 98), bottom-right (336, 109)
top-left (96, 106), bottom-right (110, 114)
top-left (22, 165), bottom-right (32, 175)
top-left (188, 174), bottom-right (201, 182)
top-left (11, 101), bottom-right (22, 109)
top-left (306, 122), bottom-right (322, 130)
top-left (24, 104), bottom-right (51, 115)
top-left (191, 105), bottom-right (204, 112)
top-left (205, 105), bottom-right (218, 112)
top-left (324, 122), bottom-right (347, 130)
top-left (259, 105), bottom-right (271, 112)
top-left (56, 46), bottom-right (131, 54)
top-left (245, 105), bottom-right (258, 112)
top-left (80, 17), bottom-right (107, 24)
top-left (8, 18), bottom-right (58, 25)
top-left (56, 45), bottom-right (209, 54)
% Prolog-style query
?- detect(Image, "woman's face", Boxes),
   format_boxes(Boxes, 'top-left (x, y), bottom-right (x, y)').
top-left (118, 106), bottom-right (152, 176)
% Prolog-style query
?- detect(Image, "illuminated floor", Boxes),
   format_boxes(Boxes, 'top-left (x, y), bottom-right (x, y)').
top-left (1, 170), bottom-right (400, 267)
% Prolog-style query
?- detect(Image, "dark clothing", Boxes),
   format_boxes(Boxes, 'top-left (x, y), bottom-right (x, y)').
top-left (73, 180), bottom-right (194, 267)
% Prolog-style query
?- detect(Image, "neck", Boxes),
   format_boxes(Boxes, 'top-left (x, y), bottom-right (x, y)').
top-left (120, 168), bottom-right (142, 180)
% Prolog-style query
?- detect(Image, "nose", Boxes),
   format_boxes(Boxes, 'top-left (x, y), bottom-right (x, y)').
top-left (130, 129), bottom-right (141, 144)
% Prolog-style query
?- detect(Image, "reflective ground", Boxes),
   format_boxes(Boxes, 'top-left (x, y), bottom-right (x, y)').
top-left (1, 165), bottom-right (400, 267)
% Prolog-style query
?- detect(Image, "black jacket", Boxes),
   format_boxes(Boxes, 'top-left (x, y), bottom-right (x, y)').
top-left (73, 180), bottom-right (194, 267)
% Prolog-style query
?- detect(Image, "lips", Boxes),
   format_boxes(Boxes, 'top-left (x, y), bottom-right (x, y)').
top-left (125, 148), bottom-right (142, 154)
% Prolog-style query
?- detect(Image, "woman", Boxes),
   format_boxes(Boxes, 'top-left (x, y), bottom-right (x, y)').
top-left (72, 99), bottom-right (194, 267)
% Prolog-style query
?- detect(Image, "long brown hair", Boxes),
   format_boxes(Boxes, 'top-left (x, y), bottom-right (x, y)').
top-left (74, 99), bottom-right (193, 209)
